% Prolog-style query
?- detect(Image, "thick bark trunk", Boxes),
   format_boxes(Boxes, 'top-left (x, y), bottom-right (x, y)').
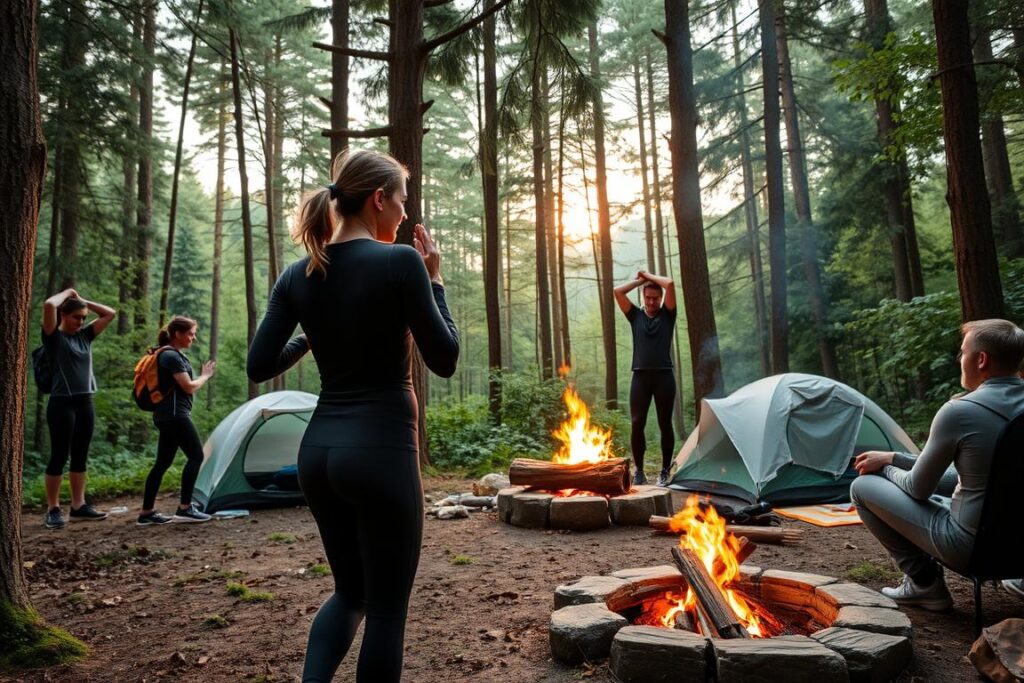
top-left (0, 0), bottom-right (47, 611)
top-left (264, 48), bottom-right (279, 297)
top-left (663, 1), bottom-right (725, 408)
top-left (134, 0), bottom-right (155, 332)
top-left (330, 0), bottom-right (349, 159)
top-left (482, 0), bottom-right (501, 421)
top-left (158, 0), bottom-right (203, 328)
top-left (508, 458), bottom-right (630, 496)
top-left (543, 72), bottom-right (564, 373)
top-left (731, 1), bottom-right (770, 376)
top-left (556, 107), bottom-right (571, 367)
top-left (974, 28), bottom-right (1022, 260)
top-left (646, 50), bottom-right (668, 276)
top-left (36, 118), bottom-right (63, 451)
top-left (588, 23), bottom-right (618, 409)
top-left (504, 161), bottom-right (514, 370)
top-left (760, 0), bottom-right (788, 373)
top-left (932, 0), bottom-right (1004, 321)
top-left (229, 26), bottom-right (260, 399)
top-left (531, 66), bottom-right (554, 380)
top-left (776, 5), bottom-right (839, 379)
top-left (118, 6), bottom-right (139, 338)
top-left (208, 71), bottom-right (227, 410)
top-left (57, 0), bottom-right (87, 290)
top-left (634, 56), bottom-right (656, 272)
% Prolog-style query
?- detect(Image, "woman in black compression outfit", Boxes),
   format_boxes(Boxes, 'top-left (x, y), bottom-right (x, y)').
top-left (247, 149), bottom-right (459, 683)
top-left (41, 288), bottom-right (117, 528)
top-left (137, 316), bottom-right (217, 525)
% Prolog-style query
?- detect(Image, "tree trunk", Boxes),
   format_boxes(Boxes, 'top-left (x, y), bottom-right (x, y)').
top-left (634, 55), bottom-right (656, 273)
top-left (57, 0), bottom-right (88, 290)
top-left (0, 0), bottom-right (48, 613)
top-left (730, 1), bottom-right (770, 376)
top-left (973, 28), bottom-right (1022, 260)
top-left (208, 70), bottom-right (227, 410)
top-left (271, 35), bottom-right (286, 393)
top-left (158, 0), bottom-right (203, 328)
top-left (134, 0), bottom-right (155, 333)
top-left (229, 25), bottom-right (260, 399)
top-left (759, 0), bottom-right (788, 373)
top-left (504, 157), bottom-right (514, 370)
top-left (556, 105), bottom-right (571, 367)
top-left (35, 116), bottom-right (63, 452)
top-left (931, 0), bottom-right (1004, 321)
top-left (118, 5), bottom-right (139, 338)
top-left (588, 22), bottom-right (618, 409)
top-left (482, 0), bottom-right (501, 421)
top-left (530, 63), bottom-right (554, 380)
top-left (776, 5), bottom-right (839, 379)
top-left (663, 1), bottom-right (725, 408)
top-left (646, 49), bottom-right (668, 276)
top-left (543, 72), bottom-right (564, 373)
top-left (264, 48), bottom-right (279, 297)
top-left (330, 0), bottom-right (349, 159)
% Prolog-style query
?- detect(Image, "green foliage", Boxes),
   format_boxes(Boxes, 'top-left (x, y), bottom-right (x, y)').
top-left (449, 554), bottom-right (474, 565)
top-left (225, 582), bottom-right (274, 603)
top-left (0, 601), bottom-right (88, 670)
top-left (200, 614), bottom-right (230, 630)
top-left (307, 564), bottom-right (331, 577)
top-left (843, 560), bottom-right (901, 583)
top-left (266, 532), bottom-right (298, 544)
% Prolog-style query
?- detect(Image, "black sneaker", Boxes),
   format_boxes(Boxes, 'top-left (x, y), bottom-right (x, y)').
top-left (657, 468), bottom-right (671, 487)
top-left (70, 503), bottom-right (108, 521)
top-left (172, 504), bottom-right (212, 523)
top-left (137, 511), bottom-right (173, 526)
top-left (633, 470), bottom-right (648, 486)
top-left (44, 507), bottom-right (66, 529)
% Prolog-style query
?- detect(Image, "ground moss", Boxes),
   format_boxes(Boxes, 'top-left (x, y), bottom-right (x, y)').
top-left (0, 600), bottom-right (88, 670)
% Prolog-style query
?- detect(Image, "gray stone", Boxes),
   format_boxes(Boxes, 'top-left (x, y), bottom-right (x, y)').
top-left (458, 494), bottom-right (497, 508)
top-left (736, 564), bottom-right (763, 597)
top-left (549, 495), bottom-right (610, 531)
top-left (713, 635), bottom-right (850, 683)
top-left (610, 626), bottom-right (710, 683)
top-left (631, 485), bottom-right (674, 516)
top-left (610, 565), bottom-right (681, 582)
top-left (609, 489), bottom-right (661, 526)
top-left (760, 569), bottom-right (836, 613)
top-left (435, 505), bottom-right (469, 520)
top-left (496, 486), bottom-right (527, 523)
top-left (554, 575), bottom-right (629, 609)
top-left (549, 603), bottom-right (628, 664)
top-left (474, 473), bottom-right (511, 496)
top-left (510, 491), bottom-right (555, 528)
top-left (816, 583), bottom-right (898, 622)
top-left (811, 627), bottom-right (911, 683)
top-left (830, 606), bottom-right (913, 639)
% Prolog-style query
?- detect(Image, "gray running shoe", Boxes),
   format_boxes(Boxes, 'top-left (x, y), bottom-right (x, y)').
top-left (70, 503), bottom-right (108, 521)
top-left (1002, 579), bottom-right (1024, 600)
top-left (632, 470), bottom-right (648, 486)
top-left (44, 507), bottom-right (66, 529)
top-left (173, 504), bottom-right (212, 523)
top-left (657, 468), bottom-right (671, 487)
top-left (881, 574), bottom-right (953, 611)
top-left (137, 511), bottom-right (173, 526)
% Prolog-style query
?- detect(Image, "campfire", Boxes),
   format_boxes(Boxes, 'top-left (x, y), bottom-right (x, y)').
top-left (498, 380), bottom-right (670, 530)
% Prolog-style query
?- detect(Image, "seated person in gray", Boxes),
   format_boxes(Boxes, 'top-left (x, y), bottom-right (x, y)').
top-left (851, 319), bottom-right (1024, 610)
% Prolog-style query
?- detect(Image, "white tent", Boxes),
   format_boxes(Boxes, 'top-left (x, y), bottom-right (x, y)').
top-left (194, 391), bottom-right (317, 512)
top-left (670, 374), bottom-right (919, 504)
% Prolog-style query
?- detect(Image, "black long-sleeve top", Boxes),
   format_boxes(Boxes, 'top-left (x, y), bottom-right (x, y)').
top-left (247, 240), bottom-right (459, 398)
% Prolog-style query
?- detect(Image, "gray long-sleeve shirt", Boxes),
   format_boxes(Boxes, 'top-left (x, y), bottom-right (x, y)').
top-left (882, 376), bottom-right (1024, 536)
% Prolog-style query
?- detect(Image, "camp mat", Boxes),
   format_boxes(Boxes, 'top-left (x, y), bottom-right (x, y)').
top-left (775, 503), bottom-right (863, 527)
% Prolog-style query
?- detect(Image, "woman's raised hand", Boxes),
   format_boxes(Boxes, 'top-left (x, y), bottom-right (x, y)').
top-left (201, 360), bottom-right (217, 378)
top-left (413, 223), bottom-right (443, 285)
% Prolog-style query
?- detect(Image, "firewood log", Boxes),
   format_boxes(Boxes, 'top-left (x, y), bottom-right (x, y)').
top-left (648, 516), bottom-right (802, 545)
top-left (670, 546), bottom-right (750, 639)
top-left (508, 457), bottom-right (630, 496)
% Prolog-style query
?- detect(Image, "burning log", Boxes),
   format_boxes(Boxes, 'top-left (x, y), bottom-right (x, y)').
top-left (649, 516), bottom-right (802, 546)
top-left (508, 457), bottom-right (630, 496)
top-left (671, 546), bottom-right (750, 639)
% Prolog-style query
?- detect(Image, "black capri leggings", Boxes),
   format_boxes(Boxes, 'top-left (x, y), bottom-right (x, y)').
top-left (629, 369), bottom-right (676, 472)
top-left (297, 443), bottom-right (423, 683)
top-left (143, 418), bottom-right (204, 509)
top-left (45, 395), bottom-right (95, 476)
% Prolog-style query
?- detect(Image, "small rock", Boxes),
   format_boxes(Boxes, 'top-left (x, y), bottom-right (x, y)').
top-left (843, 542), bottom-right (858, 550)
top-left (474, 473), bottom-right (511, 496)
top-left (436, 505), bottom-right (470, 520)
top-left (197, 655), bottom-right (210, 666)
top-left (169, 652), bottom-right (187, 666)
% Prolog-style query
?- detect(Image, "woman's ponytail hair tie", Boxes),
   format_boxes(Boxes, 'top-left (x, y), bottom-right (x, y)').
top-left (326, 183), bottom-right (339, 200)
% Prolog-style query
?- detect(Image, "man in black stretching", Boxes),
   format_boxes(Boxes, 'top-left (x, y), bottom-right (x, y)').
top-left (614, 271), bottom-right (677, 486)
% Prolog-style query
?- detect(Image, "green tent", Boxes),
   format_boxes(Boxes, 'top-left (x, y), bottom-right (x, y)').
top-left (670, 374), bottom-right (919, 505)
top-left (194, 391), bottom-right (316, 512)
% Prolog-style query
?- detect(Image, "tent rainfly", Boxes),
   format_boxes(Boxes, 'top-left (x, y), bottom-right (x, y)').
top-left (194, 391), bottom-right (316, 512)
top-left (670, 373), bottom-right (919, 505)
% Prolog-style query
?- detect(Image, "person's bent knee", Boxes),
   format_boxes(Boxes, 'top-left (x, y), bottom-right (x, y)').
top-left (850, 474), bottom-right (898, 511)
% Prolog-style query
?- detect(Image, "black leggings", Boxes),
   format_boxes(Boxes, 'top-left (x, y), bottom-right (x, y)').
top-left (45, 395), bottom-right (95, 476)
top-left (297, 444), bottom-right (423, 683)
top-left (629, 370), bottom-right (676, 472)
top-left (143, 418), bottom-right (204, 509)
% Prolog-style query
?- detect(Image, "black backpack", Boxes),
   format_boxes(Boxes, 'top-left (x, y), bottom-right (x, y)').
top-left (31, 345), bottom-right (52, 394)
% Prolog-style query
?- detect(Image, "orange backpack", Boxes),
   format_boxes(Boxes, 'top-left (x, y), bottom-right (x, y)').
top-left (133, 346), bottom-right (174, 411)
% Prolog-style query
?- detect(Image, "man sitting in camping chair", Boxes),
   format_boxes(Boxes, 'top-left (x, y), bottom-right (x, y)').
top-left (851, 319), bottom-right (1024, 610)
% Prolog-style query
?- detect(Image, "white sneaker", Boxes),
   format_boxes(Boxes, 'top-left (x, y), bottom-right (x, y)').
top-left (1001, 579), bottom-right (1024, 600)
top-left (881, 574), bottom-right (953, 611)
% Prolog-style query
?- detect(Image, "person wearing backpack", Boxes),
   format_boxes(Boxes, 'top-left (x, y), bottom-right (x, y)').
top-left (40, 288), bottom-right (117, 529)
top-left (136, 316), bottom-right (216, 525)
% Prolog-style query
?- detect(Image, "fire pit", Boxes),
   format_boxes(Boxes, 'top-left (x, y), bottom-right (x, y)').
top-left (548, 497), bottom-right (913, 682)
top-left (498, 383), bottom-right (672, 531)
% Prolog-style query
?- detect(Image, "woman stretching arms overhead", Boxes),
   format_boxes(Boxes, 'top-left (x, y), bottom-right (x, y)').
top-left (247, 149), bottom-right (459, 682)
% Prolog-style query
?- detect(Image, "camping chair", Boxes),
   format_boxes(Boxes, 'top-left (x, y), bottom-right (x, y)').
top-left (944, 412), bottom-right (1024, 635)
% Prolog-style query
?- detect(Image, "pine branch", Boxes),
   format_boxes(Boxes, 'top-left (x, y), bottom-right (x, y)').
top-left (321, 126), bottom-right (393, 139)
top-left (422, 0), bottom-right (512, 53)
top-left (312, 42), bottom-right (392, 60)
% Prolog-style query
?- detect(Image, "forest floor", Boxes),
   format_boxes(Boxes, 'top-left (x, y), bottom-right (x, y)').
top-left (7, 474), bottom-right (1020, 683)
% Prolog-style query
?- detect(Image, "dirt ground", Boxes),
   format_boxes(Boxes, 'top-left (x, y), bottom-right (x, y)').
top-left (6, 475), bottom-right (1022, 683)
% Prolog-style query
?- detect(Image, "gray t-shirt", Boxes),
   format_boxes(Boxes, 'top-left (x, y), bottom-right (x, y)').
top-left (883, 376), bottom-right (1024, 536)
top-left (625, 303), bottom-right (676, 370)
top-left (41, 324), bottom-right (97, 396)
top-left (153, 349), bottom-right (194, 423)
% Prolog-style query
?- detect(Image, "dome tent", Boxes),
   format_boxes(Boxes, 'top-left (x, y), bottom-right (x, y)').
top-left (670, 373), bottom-right (919, 505)
top-left (194, 391), bottom-right (316, 512)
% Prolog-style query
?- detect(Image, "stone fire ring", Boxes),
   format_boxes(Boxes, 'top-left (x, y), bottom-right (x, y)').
top-left (497, 485), bottom-right (673, 530)
top-left (549, 565), bottom-right (913, 683)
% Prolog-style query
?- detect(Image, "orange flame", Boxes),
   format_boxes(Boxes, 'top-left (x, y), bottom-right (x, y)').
top-left (666, 495), bottom-right (769, 637)
top-left (551, 384), bottom-right (614, 465)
